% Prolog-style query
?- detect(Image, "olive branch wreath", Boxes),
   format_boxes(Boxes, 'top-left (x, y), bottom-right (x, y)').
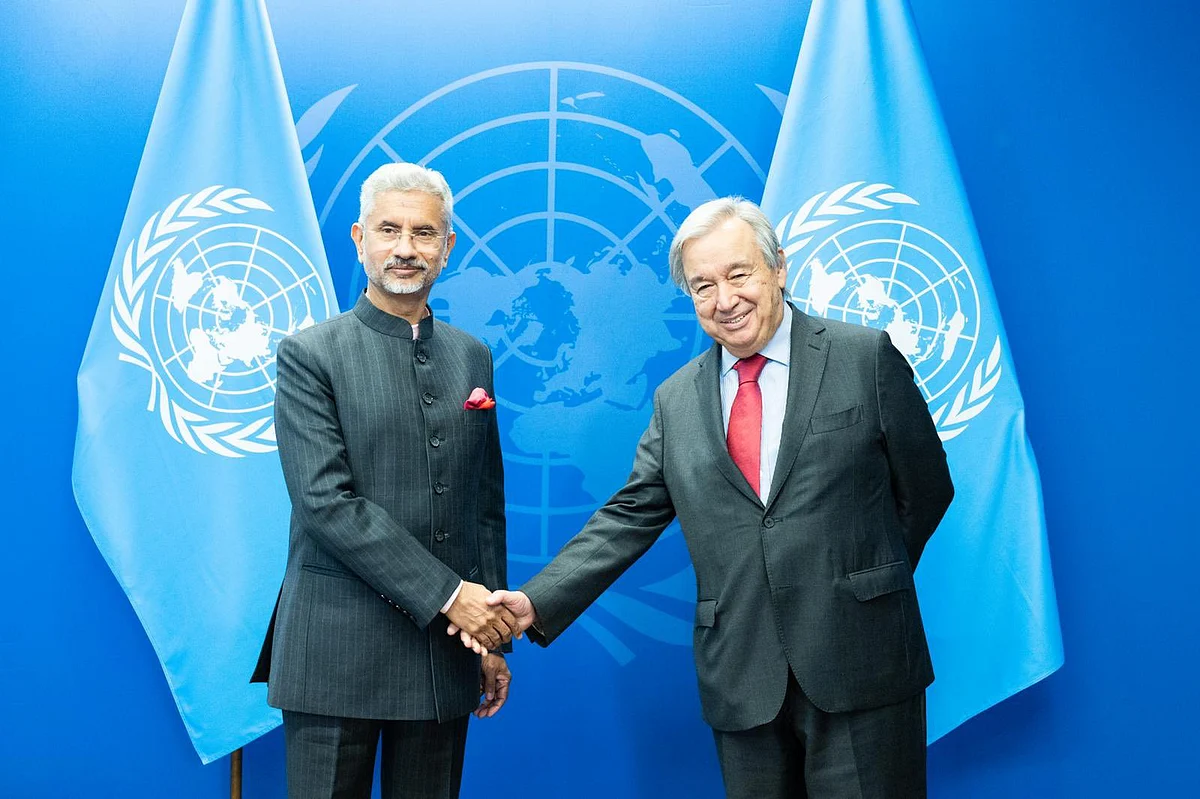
top-left (109, 186), bottom-right (280, 457)
top-left (775, 181), bottom-right (1001, 441)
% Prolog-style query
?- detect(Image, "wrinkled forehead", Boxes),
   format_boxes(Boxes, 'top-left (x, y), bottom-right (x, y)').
top-left (680, 218), bottom-right (762, 277)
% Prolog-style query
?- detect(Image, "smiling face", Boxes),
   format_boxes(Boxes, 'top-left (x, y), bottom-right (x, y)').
top-left (351, 189), bottom-right (456, 305)
top-left (681, 216), bottom-right (788, 359)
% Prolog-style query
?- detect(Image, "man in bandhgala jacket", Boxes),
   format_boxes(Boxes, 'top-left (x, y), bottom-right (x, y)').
top-left (473, 198), bottom-right (954, 798)
top-left (252, 163), bottom-right (518, 799)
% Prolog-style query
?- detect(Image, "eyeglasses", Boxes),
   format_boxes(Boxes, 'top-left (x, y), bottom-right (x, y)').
top-left (373, 225), bottom-right (446, 250)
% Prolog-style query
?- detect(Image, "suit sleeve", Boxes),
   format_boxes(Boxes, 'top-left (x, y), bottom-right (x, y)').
top-left (274, 334), bottom-right (460, 629)
top-left (875, 331), bottom-right (955, 568)
top-left (522, 394), bottom-right (678, 645)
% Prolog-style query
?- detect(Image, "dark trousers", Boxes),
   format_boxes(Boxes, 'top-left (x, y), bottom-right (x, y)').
top-left (712, 675), bottom-right (926, 799)
top-left (282, 710), bottom-right (469, 799)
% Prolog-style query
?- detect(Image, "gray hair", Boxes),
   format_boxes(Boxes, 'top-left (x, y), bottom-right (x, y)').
top-left (358, 162), bottom-right (454, 233)
top-left (668, 196), bottom-right (785, 293)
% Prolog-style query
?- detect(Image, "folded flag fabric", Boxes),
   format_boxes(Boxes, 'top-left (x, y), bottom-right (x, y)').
top-left (761, 0), bottom-right (1064, 742)
top-left (72, 0), bottom-right (338, 763)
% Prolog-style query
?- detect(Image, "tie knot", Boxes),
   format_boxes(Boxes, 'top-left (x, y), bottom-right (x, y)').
top-left (734, 354), bottom-right (768, 384)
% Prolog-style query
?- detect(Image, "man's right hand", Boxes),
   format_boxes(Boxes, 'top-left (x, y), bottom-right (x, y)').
top-left (448, 590), bottom-right (537, 654)
top-left (444, 582), bottom-right (520, 652)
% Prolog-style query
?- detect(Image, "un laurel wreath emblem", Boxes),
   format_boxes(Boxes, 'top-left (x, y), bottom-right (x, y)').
top-left (775, 181), bottom-right (1001, 442)
top-left (111, 186), bottom-right (329, 457)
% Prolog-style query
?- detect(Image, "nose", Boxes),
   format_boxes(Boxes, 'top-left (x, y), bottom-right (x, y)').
top-left (391, 232), bottom-right (417, 258)
top-left (714, 279), bottom-right (738, 312)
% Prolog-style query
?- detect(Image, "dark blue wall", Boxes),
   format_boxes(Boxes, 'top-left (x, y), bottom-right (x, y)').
top-left (3, 1), bottom-right (1196, 795)
top-left (915, 2), bottom-right (1200, 795)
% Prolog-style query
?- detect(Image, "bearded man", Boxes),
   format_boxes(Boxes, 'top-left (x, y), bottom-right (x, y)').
top-left (252, 163), bottom-right (517, 799)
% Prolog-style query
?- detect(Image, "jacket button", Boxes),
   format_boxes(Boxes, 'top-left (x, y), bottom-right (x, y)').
top-left (763, 517), bottom-right (775, 529)
top-left (430, 435), bottom-right (441, 447)
top-left (434, 529), bottom-right (447, 542)
top-left (422, 392), bottom-right (434, 405)
top-left (416, 351), bottom-right (428, 363)
top-left (434, 482), bottom-right (446, 494)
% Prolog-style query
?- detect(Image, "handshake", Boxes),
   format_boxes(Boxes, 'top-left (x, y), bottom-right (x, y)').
top-left (443, 583), bottom-right (536, 654)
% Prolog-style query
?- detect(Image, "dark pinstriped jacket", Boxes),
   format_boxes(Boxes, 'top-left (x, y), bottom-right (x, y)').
top-left (251, 294), bottom-right (507, 722)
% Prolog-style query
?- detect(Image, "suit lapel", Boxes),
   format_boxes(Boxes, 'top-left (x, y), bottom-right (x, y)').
top-left (694, 344), bottom-right (761, 506)
top-left (765, 308), bottom-right (829, 512)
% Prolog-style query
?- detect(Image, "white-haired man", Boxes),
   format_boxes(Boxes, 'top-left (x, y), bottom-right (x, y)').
top-left (253, 163), bottom-right (518, 798)
top-left (462, 197), bottom-right (954, 797)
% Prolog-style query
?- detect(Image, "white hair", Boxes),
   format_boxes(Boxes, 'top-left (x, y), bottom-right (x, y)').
top-left (668, 197), bottom-right (785, 293)
top-left (358, 162), bottom-right (454, 233)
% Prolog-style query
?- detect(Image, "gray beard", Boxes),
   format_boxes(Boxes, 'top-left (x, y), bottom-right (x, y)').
top-left (377, 275), bottom-right (427, 295)
top-left (372, 256), bottom-right (438, 295)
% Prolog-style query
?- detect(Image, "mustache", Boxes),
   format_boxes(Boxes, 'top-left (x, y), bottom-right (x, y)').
top-left (385, 256), bottom-right (429, 271)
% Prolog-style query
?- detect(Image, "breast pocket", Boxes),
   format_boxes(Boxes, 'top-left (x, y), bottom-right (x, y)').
top-left (463, 407), bottom-right (492, 428)
top-left (811, 404), bottom-right (863, 434)
top-left (462, 410), bottom-right (491, 460)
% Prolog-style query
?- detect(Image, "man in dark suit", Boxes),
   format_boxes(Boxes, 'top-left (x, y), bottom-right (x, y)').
top-left (462, 197), bottom-right (953, 797)
top-left (251, 163), bottom-right (518, 799)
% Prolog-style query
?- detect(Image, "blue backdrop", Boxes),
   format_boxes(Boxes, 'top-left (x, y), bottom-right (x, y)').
top-left (2, 0), bottom-right (1197, 796)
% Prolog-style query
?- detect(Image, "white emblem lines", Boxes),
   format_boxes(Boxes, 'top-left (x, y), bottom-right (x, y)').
top-left (111, 186), bottom-right (331, 457)
top-left (307, 62), bottom-right (770, 658)
top-left (777, 181), bottom-right (999, 442)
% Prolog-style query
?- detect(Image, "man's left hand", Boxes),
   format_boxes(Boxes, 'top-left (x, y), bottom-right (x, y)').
top-left (476, 653), bottom-right (511, 718)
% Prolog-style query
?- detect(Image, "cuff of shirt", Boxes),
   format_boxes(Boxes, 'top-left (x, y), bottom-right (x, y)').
top-left (440, 580), bottom-right (464, 615)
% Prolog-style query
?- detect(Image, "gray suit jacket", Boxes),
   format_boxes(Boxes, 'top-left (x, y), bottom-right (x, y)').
top-left (251, 294), bottom-right (507, 722)
top-left (523, 305), bottom-right (953, 731)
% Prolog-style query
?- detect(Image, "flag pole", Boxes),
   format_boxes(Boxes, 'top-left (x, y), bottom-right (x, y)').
top-left (231, 748), bottom-right (242, 799)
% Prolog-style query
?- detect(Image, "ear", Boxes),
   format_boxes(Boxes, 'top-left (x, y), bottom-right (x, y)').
top-left (350, 222), bottom-right (365, 263)
top-left (443, 230), bottom-right (457, 260)
top-left (775, 248), bottom-right (788, 290)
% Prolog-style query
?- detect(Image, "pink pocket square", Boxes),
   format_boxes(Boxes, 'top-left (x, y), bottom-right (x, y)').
top-left (464, 387), bottom-right (496, 410)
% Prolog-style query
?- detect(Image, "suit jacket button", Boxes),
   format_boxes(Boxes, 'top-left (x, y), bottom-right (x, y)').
top-left (434, 529), bottom-right (447, 542)
top-left (434, 482), bottom-right (446, 494)
top-left (763, 516), bottom-right (775, 529)
top-left (416, 350), bottom-right (428, 363)
top-left (430, 435), bottom-right (441, 447)
top-left (422, 392), bottom-right (435, 405)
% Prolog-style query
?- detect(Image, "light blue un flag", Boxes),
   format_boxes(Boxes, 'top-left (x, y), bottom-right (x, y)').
top-left (762, 0), bottom-right (1063, 741)
top-left (72, 0), bottom-right (336, 763)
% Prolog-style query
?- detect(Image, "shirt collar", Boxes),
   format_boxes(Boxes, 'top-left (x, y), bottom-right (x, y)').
top-left (721, 302), bottom-right (792, 376)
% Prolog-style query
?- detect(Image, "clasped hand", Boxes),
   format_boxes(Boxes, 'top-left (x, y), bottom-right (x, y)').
top-left (447, 590), bottom-right (536, 655)
top-left (443, 582), bottom-right (521, 651)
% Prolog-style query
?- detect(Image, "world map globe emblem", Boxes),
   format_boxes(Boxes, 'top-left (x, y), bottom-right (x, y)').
top-left (149, 222), bottom-right (329, 415)
top-left (318, 62), bottom-right (768, 654)
top-left (111, 186), bottom-right (335, 457)
top-left (790, 218), bottom-right (982, 406)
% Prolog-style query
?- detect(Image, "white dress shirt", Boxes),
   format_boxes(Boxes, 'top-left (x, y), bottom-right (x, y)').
top-left (719, 304), bottom-right (792, 501)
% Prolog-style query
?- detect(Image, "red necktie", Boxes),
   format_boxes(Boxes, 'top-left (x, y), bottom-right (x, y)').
top-left (727, 354), bottom-right (768, 495)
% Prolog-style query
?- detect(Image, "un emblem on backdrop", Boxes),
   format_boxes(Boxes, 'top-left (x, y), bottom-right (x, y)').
top-left (111, 186), bottom-right (332, 457)
top-left (311, 62), bottom-right (767, 660)
top-left (776, 182), bottom-right (1001, 442)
